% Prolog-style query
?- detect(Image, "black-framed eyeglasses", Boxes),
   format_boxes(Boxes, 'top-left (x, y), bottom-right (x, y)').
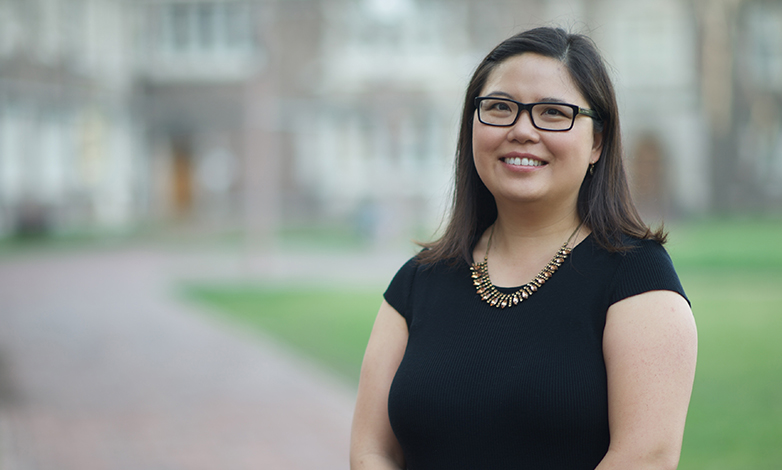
top-left (474, 96), bottom-right (599, 131)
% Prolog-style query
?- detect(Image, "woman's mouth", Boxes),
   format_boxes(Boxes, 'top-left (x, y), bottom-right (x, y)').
top-left (502, 157), bottom-right (546, 167)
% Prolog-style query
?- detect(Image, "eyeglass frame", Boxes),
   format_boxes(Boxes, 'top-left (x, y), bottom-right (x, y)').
top-left (474, 96), bottom-right (600, 132)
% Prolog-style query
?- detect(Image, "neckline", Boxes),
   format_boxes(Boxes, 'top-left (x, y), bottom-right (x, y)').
top-left (468, 230), bottom-right (593, 308)
top-left (468, 230), bottom-right (593, 266)
top-left (474, 231), bottom-right (592, 294)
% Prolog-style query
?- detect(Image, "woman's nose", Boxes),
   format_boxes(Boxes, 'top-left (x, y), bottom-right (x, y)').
top-left (507, 109), bottom-right (540, 142)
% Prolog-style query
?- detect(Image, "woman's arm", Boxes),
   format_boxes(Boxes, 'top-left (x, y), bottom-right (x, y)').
top-left (597, 290), bottom-right (697, 470)
top-left (350, 300), bottom-right (409, 470)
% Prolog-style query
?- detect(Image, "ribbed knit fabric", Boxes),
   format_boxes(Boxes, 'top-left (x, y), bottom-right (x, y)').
top-left (384, 234), bottom-right (688, 470)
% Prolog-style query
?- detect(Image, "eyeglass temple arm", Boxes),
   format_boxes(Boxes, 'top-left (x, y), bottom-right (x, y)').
top-left (579, 107), bottom-right (599, 119)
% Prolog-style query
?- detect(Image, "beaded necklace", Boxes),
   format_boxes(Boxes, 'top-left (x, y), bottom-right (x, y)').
top-left (470, 224), bottom-right (582, 308)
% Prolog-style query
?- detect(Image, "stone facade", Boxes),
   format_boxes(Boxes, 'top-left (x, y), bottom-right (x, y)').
top-left (0, 0), bottom-right (780, 240)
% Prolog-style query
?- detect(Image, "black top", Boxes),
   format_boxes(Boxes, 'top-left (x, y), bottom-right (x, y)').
top-left (383, 234), bottom-right (688, 470)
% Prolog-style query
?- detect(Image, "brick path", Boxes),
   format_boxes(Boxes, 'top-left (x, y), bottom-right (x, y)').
top-left (0, 243), bottom-right (410, 470)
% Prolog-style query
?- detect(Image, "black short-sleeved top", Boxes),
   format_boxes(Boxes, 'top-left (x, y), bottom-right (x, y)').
top-left (383, 234), bottom-right (688, 470)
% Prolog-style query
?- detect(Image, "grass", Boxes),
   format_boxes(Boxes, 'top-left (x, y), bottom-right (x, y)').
top-left (184, 286), bottom-right (382, 384)
top-left (183, 217), bottom-right (782, 469)
top-left (665, 217), bottom-right (782, 269)
top-left (676, 267), bottom-right (782, 469)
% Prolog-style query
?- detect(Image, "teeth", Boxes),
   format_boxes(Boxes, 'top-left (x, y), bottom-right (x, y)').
top-left (505, 157), bottom-right (543, 167)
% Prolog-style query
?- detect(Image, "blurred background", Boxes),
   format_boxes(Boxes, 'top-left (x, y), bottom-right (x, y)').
top-left (0, 0), bottom-right (781, 469)
top-left (1, 0), bottom-right (780, 243)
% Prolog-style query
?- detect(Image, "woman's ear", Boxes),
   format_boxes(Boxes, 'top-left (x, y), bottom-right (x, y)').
top-left (591, 131), bottom-right (603, 163)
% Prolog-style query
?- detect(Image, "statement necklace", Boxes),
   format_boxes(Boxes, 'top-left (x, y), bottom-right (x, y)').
top-left (470, 224), bottom-right (582, 309)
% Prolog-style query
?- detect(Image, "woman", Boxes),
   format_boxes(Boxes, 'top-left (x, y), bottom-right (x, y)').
top-left (351, 27), bottom-right (697, 470)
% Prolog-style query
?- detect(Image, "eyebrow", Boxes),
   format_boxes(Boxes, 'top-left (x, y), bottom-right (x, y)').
top-left (483, 91), bottom-right (569, 104)
top-left (484, 91), bottom-right (515, 99)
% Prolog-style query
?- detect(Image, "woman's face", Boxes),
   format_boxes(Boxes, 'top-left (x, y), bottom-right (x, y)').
top-left (472, 53), bottom-right (602, 211)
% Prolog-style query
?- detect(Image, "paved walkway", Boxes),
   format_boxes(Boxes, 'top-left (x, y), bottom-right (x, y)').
top-left (0, 243), bottom-right (411, 470)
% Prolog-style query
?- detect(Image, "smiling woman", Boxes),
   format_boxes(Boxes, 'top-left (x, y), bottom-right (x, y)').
top-left (350, 27), bottom-right (697, 470)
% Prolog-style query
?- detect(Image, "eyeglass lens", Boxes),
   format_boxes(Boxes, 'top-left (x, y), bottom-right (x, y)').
top-left (478, 99), bottom-right (576, 130)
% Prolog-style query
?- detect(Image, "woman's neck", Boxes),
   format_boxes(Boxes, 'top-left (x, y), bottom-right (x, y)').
top-left (489, 200), bottom-right (585, 259)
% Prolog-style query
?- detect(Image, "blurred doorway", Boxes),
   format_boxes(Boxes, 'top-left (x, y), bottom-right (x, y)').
top-left (631, 134), bottom-right (667, 220)
top-left (172, 140), bottom-right (194, 217)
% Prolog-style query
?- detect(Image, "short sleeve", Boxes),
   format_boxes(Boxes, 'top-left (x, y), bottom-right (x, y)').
top-left (383, 256), bottom-right (419, 323)
top-left (607, 240), bottom-right (690, 307)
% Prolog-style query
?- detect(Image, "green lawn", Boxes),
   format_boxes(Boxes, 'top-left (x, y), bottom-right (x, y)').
top-left (666, 219), bottom-right (782, 467)
top-left (676, 267), bottom-right (782, 469)
top-left (183, 218), bottom-right (782, 469)
top-left (184, 286), bottom-right (382, 383)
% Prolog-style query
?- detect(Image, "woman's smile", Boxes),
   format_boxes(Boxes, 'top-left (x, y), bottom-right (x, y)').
top-left (501, 153), bottom-right (547, 170)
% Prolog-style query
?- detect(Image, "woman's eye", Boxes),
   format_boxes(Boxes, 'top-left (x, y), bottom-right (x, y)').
top-left (537, 105), bottom-right (575, 121)
top-left (542, 107), bottom-right (564, 116)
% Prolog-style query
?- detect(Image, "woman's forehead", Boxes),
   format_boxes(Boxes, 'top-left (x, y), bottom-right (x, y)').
top-left (481, 53), bottom-right (583, 103)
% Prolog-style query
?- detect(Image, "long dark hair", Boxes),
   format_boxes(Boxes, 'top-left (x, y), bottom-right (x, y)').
top-left (418, 26), bottom-right (665, 265)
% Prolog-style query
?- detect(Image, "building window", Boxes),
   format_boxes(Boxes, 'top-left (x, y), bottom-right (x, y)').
top-left (744, 3), bottom-right (782, 91)
top-left (197, 3), bottom-right (216, 50)
top-left (170, 3), bottom-right (192, 52)
top-left (150, 1), bottom-right (255, 56)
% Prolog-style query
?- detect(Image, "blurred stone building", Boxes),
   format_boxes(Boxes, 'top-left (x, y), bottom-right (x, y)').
top-left (0, 0), bottom-right (780, 242)
top-left (0, 0), bottom-right (138, 235)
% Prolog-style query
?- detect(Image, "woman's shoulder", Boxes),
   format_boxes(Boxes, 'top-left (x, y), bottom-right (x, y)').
top-left (388, 250), bottom-right (462, 284)
top-left (582, 231), bottom-right (668, 256)
top-left (385, 251), bottom-right (467, 322)
top-left (620, 233), bottom-right (665, 249)
top-left (577, 232), bottom-right (677, 278)
top-left (604, 234), bottom-right (688, 306)
top-left (405, 250), bottom-right (469, 276)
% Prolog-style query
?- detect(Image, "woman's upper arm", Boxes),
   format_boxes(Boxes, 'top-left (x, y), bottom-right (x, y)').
top-left (350, 300), bottom-right (409, 470)
top-left (598, 290), bottom-right (697, 470)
